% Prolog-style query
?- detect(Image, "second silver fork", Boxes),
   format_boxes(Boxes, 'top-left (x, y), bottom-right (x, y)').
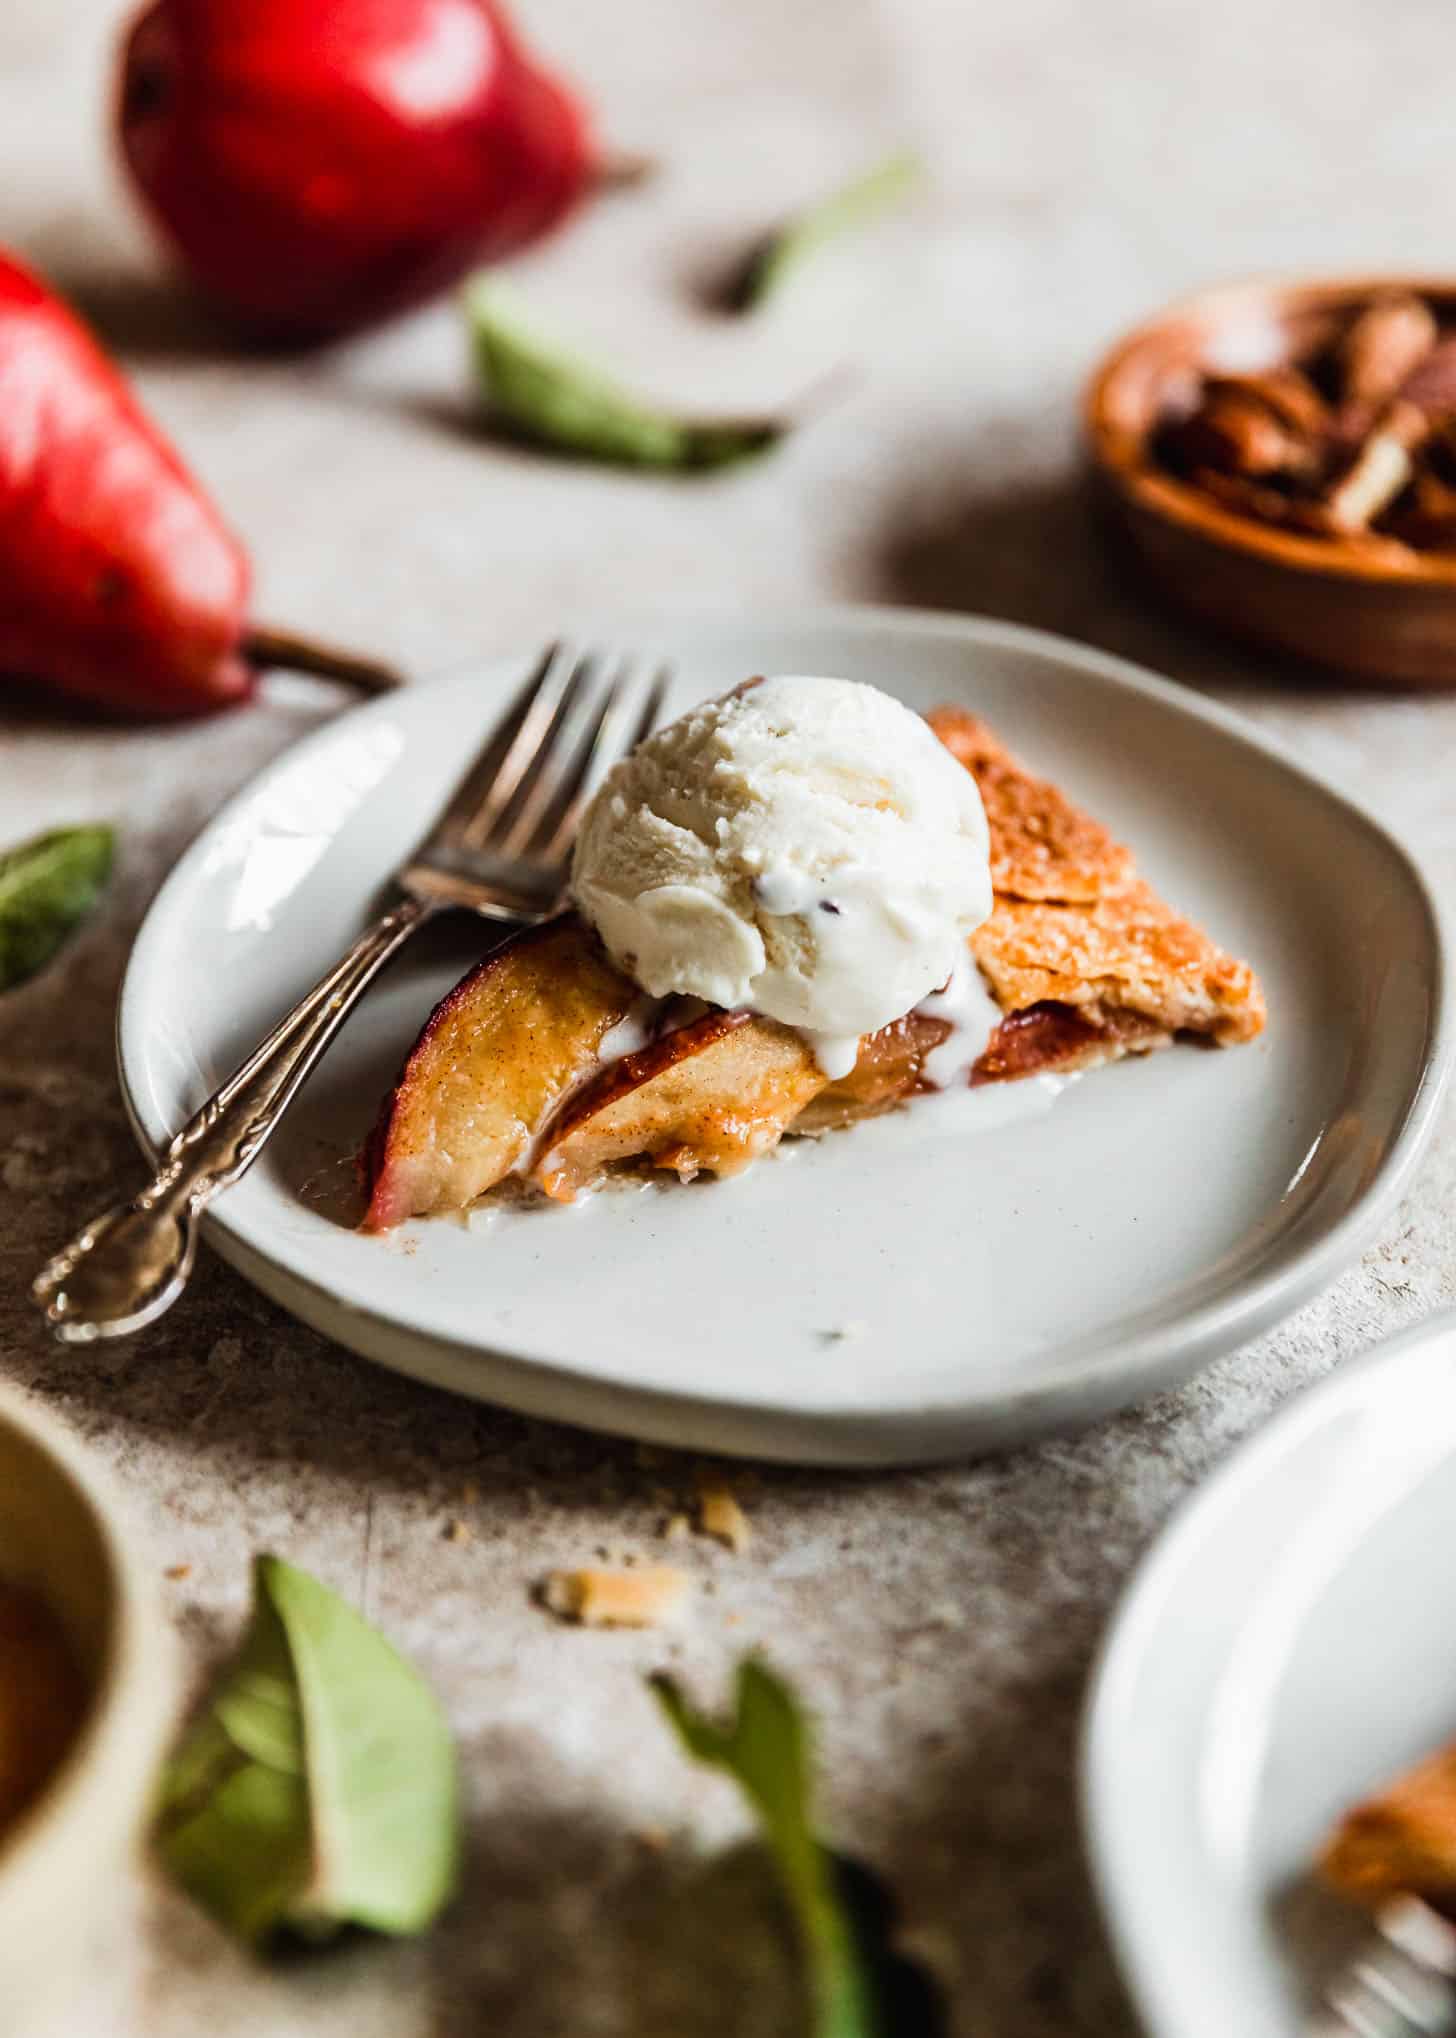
top-left (1313, 1898), bottom-right (1456, 2038)
top-left (31, 642), bottom-right (667, 1346)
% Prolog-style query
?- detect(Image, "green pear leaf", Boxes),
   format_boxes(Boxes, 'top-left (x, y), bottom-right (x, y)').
top-left (0, 824), bottom-right (113, 990)
top-left (731, 150), bottom-right (923, 310)
top-left (156, 1555), bottom-right (460, 1950)
top-left (464, 282), bottom-right (784, 469)
top-left (652, 1659), bottom-right (946, 2038)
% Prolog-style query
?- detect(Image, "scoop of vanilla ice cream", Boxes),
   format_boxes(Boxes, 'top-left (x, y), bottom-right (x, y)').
top-left (570, 675), bottom-right (992, 1068)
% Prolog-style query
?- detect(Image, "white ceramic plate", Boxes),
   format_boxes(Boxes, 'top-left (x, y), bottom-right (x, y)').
top-left (117, 608), bottom-right (1449, 1464)
top-left (1084, 1308), bottom-right (1456, 2038)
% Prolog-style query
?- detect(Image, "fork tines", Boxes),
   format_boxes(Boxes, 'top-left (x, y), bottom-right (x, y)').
top-left (1313, 1898), bottom-right (1456, 2038)
top-left (426, 641), bottom-right (668, 876)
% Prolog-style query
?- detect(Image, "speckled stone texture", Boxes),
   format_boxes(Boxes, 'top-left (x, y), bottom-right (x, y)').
top-left (6, 1), bottom-right (1456, 2032)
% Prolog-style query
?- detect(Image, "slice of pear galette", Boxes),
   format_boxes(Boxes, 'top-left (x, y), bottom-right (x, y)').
top-left (363, 707), bottom-right (1264, 1227)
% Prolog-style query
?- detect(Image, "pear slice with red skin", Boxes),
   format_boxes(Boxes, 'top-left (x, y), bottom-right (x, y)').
top-left (792, 1009), bottom-right (952, 1134)
top-left (533, 1011), bottom-right (828, 1203)
top-left (363, 915), bottom-right (1168, 1228)
top-left (362, 916), bottom-right (635, 1230)
top-left (795, 997), bottom-right (1168, 1126)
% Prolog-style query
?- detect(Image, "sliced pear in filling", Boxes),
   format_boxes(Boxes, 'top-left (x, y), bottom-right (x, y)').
top-left (362, 917), bottom-right (636, 1230)
top-left (792, 1010), bottom-right (952, 1133)
top-left (532, 1011), bottom-right (827, 1204)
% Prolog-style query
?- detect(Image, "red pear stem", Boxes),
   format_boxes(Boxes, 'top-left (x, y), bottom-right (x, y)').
top-left (791, 361), bottom-right (860, 426)
top-left (243, 624), bottom-right (404, 694)
top-left (595, 150), bottom-right (657, 192)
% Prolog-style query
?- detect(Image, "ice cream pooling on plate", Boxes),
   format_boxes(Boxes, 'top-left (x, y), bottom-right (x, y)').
top-left (569, 675), bottom-right (995, 1077)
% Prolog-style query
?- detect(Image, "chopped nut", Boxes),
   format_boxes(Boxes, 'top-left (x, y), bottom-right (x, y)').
top-left (1339, 294), bottom-right (1438, 407)
top-left (697, 1479), bottom-right (751, 1553)
top-left (1321, 436), bottom-right (1413, 531)
top-left (1401, 338), bottom-right (1456, 418)
top-left (1321, 401), bottom-right (1430, 533)
top-left (1181, 468), bottom-right (1300, 527)
top-left (662, 1512), bottom-right (692, 1544)
top-left (1163, 386), bottom-right (1307, 479)
top-left (540, 1566), bottom-right (691, 1628)
top-left (1387, 465), bottom-right (1456, 548)
top-left (164, 1563), bottom-right (191, 1582)
top-left (1429, 413), bottom-right (1456, 482)
top-left (444, 1518), bottom-right (473, 1544)
top-left (1208, 367), bottom-right (1329, 439)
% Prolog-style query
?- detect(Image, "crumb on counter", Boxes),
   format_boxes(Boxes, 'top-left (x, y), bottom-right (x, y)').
top-left (662, 1511), bottom-right (691, 1544)
top-left (821, 1320), bottom-right (869, 1344)
top-left (164, 1563), bottom-right (191, 1581)
top-left (444, 1518), bottom-right (473, 1545)
top-left (697, 1477), bottom-right (751, 1553)
top-left (540, 1565), bottom-right (692, 1628)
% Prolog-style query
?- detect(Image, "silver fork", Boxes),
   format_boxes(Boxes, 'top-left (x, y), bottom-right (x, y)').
top-left (31, 642), bottom-right (667, 1345)
top-left (1312, 1899), bottom-right (1456, 2037)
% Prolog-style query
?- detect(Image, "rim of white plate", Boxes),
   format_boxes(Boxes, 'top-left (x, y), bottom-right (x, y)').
top-left (1080, 1306), bottom-right (1456, 2037)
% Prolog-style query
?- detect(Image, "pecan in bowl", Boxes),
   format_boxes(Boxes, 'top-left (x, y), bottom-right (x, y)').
top-left (1086, 277), bottom-right (1456, 687)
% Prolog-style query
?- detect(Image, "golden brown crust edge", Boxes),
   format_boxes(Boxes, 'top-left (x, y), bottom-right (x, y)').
top-left (931, 705), bottom-right (1266, 1049)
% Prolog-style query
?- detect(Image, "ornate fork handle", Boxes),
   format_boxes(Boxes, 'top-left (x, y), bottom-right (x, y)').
top-left (33, 895), bottom-right (436, 1344)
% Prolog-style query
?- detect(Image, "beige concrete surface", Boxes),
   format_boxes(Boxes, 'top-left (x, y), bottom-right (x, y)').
top-left (5, 1), bottom-right (1456, 2031)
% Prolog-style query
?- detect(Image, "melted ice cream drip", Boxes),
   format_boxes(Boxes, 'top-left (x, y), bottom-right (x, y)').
top-left (598, 996), bottom-right (664, 1065)
top-left (916, 950), bottom-right (1002, 1090)
top-left (753, 862), bottom-right (882, 1080)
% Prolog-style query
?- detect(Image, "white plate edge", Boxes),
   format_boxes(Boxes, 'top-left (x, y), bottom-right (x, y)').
top-left (1079, 1307), bottom-right (1456, 2037)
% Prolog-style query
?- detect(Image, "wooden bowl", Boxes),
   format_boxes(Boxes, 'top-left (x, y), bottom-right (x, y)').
top-left (1085, 276), bottom-right (1456, 686)
top-left (0, 1385), bottom-right (175, 2034)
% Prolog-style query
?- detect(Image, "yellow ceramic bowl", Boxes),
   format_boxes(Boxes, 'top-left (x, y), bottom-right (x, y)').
top-left (0, 1382), bottom-right (175, 2033)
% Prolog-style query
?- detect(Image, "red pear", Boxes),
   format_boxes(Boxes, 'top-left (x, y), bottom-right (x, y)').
top-left (0, 250), bottom-right (252, 717)
top-left (117, 0), bottom-right (597, 347)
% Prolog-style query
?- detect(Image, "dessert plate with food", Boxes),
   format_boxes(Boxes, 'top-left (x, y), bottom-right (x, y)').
top-left (115, 608), bottom-right (1448, 1462)
top-left (1084, 1310), bottom-right (1456, 2038)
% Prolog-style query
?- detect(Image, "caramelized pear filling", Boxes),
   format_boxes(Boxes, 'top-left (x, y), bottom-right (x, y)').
top-left (362, 704), bottom-right (1266, 1225)
top-left (972, 1001), bottom-right (1169, 1083)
